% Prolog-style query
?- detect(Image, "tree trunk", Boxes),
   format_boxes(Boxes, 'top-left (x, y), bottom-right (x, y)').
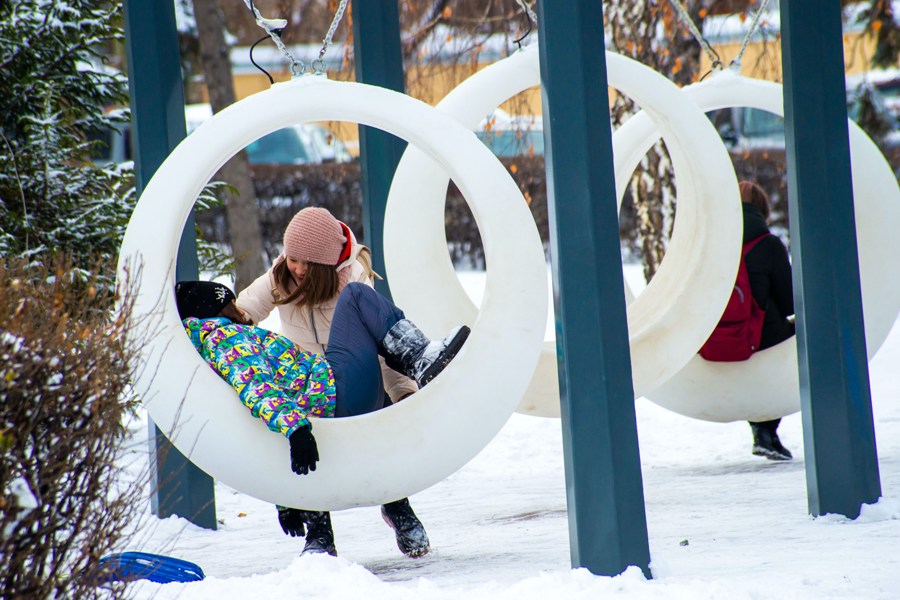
top-left (605, 0), bottom-right (711, 281)
top-left (192, 0), bottom-right (266, 291)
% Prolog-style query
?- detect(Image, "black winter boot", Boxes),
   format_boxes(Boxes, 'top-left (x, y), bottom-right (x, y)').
top-left (750, 421), bottom-right (793, 461)
top-left (381, 498), bottom-right (430, 558)
top-left (298, 510), bottom-right (337, 557)
top-left (380, 319), bottom-right (471, 388)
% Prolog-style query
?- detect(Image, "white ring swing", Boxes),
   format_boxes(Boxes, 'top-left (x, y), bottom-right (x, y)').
top-left (384, 44), bottom-right (742, 417)
top-left (635, 70), bottom-right (900, 422)
top-left (118, 76), bottom-right (547, 510)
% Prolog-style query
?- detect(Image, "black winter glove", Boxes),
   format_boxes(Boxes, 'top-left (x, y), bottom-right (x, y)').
top-left (289, 424), bottom-right (319, 475)
top-left (277, 507), bottom-right (306, 537)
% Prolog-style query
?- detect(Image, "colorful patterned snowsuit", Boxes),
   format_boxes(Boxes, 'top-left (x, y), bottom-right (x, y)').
top-left (183, 317), bottom-right (336, 437)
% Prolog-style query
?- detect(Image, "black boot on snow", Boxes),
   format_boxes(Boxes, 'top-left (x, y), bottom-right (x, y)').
top-left (381, 498), bottom-right (430, 558)
top-left (380, 319), bottom-right (471, 388)
top-left (750, 423), bottom-right (793, 461)
top-left (299, 510), bottom-right (337, 557)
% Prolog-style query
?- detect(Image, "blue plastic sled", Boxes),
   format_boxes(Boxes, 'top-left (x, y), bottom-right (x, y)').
top-left (95, 552), bottom-right (205, 584)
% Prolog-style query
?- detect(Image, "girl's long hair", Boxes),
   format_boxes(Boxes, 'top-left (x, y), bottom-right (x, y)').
top-left (355, 246), bottom-right (377, 282)
top-left (272, 257), bottom-right (340, 308)
top-left (271, 247), bottom-right (376, 308)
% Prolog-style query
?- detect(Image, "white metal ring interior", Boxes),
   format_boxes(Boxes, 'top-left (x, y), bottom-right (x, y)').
top-left (636, 70), bottom-right (900, 422)
top-left (117, 76), bottom-right (547, 509)
top-left (384, 45), bottom-right (742, 417)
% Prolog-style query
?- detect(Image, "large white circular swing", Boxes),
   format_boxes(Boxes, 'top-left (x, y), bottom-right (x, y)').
top-left (118, 76), bottom-right (547, 510)
top-left (633, 70), bottom-right (900, 422)
top-left (384, 44), bottom-right (742, 416)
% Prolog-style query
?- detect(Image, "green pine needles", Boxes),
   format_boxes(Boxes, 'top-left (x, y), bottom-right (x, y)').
top-left (0, 1), bottom-right (134, 292)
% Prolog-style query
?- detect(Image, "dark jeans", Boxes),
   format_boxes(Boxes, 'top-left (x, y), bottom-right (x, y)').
top-left (326, 283), bottom-right (405, 417)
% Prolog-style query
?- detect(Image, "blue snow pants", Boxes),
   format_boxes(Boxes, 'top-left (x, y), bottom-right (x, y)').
top-left (326, 282), bottom-right (405, 417)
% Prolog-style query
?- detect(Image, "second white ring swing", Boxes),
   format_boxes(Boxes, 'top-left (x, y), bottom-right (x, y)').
top-left (384, 44), bottom-right (742, 417)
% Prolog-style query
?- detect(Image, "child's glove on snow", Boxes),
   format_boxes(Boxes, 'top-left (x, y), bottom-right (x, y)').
top-left (289, 424), bottom-right (319, 475)
top-left (277, 507), bottom-right (306, 537)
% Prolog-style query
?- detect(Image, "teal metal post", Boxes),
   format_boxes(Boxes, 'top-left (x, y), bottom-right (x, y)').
top-left (350, 0), bottom-right (406, 300)
top-left (536, 1), bottom-right (651, 576)
top-left (123, 0), bottom-right (217, 530)
top-left (780, 0), bottom-right (881, 517)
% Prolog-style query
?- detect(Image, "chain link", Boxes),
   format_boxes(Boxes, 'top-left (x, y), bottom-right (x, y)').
top-left (732, 0), bottom-right (773, 68)
top-left (669, 0), bottom-right (723, 70)
top-left (317, 0), bottom-right (350, 71)
top-left (243, 0), bottom-right (304, 76)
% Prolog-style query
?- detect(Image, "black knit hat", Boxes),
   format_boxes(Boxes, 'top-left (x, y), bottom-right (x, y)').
top-left (175, 281), bottom-right (236, 320)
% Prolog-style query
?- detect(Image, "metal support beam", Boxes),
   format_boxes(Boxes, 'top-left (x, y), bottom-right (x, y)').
top-left (351, 0), bottom-right (407, 300)
top-left (123, 0), bottom-right (217, 530)
top-left (536, 1), bottom-right (651, 577)
top-left (780, 0), bottom-right (881, 518)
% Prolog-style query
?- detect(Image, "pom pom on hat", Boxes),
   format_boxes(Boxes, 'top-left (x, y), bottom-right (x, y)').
top-left (282, 207), bottom-right (348, 266)
top-left (175, 281), bottom-right (236, 320)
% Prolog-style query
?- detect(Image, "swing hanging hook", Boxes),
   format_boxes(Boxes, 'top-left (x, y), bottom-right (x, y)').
top-left (243, 0), bottom-right (305, 79)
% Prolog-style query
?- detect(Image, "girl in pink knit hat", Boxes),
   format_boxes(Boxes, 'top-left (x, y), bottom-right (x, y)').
top-left (235, 206), bottom-right (470, 559)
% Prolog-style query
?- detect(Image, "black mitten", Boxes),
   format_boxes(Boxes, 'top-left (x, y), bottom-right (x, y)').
top-left (277, 507), bottom-right (306, 537)
top-left (289, 424), bottom-right (319, 475)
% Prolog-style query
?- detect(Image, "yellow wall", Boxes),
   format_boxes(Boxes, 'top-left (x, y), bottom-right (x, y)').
top-left (211, 63), bottom-right (542, 154)
top-left (203, 28), bottom-right (885, 154)
top-left (700, 29), bottom-right (880, 80)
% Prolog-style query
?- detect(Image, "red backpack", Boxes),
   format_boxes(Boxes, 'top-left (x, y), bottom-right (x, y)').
top-left (699, 233), bottom-right (769, 362)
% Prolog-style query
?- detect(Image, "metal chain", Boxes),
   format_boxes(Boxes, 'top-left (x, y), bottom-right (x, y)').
top-left (243, 0), bottom-right (305, 76)
top-left (669, 0), bottom-right (723, 70)
top-left (314, 0), bottom-right (350, 74)
top-left (732, 0), bottom-right (773, 68)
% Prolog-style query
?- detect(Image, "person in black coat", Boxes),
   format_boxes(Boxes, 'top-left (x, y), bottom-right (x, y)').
top-left (740, 181), bottom-right (795, 460)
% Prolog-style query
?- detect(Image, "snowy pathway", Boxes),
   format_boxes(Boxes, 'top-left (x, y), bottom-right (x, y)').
top-left (125, 269), bottom-right (900, 599)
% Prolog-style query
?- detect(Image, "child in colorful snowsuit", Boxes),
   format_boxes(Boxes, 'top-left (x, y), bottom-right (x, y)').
top-left (237, 207), bottom-right (469, 560)
top-left (182, 307), bottom-right (336, 440)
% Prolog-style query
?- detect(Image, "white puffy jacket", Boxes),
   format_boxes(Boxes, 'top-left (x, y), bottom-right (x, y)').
top-left (236, 232), bottom-right (417, 403)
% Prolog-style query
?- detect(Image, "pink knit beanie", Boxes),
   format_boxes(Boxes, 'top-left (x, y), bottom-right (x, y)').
top-left (282, 207), bottom-right (347, 266)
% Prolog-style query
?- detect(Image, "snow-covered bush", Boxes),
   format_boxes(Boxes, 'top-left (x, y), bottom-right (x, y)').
top-left (1, 0), bottom-right (233, 293)
top-left (0, 258), bottom-right (144, 599)
top-left (0, 0), bottom-right (134, 293)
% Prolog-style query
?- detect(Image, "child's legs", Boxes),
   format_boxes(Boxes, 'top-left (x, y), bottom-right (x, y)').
top-left (328, 282), bottom-right (405, 417)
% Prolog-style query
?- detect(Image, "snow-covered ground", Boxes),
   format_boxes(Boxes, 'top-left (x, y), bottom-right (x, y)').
top-left (123, 267), bottom-right (900, 599)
